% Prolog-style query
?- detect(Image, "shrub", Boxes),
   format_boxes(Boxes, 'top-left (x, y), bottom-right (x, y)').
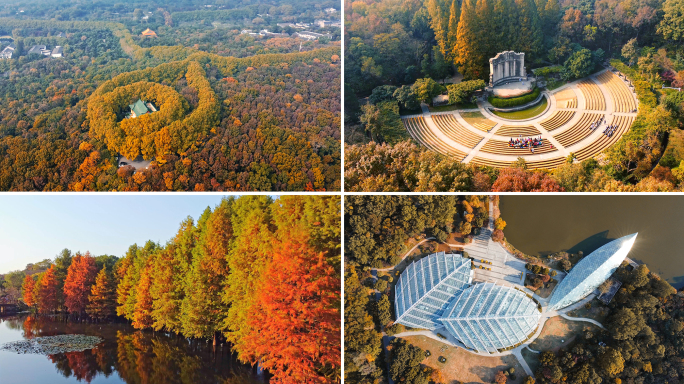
top-left (447, 79), bottom-right (486, 104)
top-left (491, 229), bottom-right (504, 242)
top-left (489, 87), bottom-right (541, 108)
top-left (386, 323), bottom-right (405, 336)
top-left (375, 279), bottom-right (388, 292)
top-left (460, 222), bottom-right (472, 235)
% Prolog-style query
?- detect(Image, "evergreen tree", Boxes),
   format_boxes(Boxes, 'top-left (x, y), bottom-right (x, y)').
top-left (115, 249), bottom-right (134, 318)
top-left (447, 0), bottom-right (461, 62)
top-left (132, 261), bottom-right (154, 329)
top-left (150, 219), bottom-right (195, 333)
top-left (426, 0), bottom-right (451, 58)
top-left (181, 200), bottom-right (233, 344)
top-left (222, 196), bottom-right (274, 353)
top-left (64, 252), bottom-right (98, 315)
top-left (491, 0), bottom-right (516, 53)
top-left (514, 0), bottom-right (544, 58)
top-left (455, 0), bottom-right (488, 79)
top-left (53, 248), bottom-right (73, 311)
top-left (22, 274), bottom-right (36, 308)
top-left (116, 242), bottom-right (158, 321)
top-left (36, 265), bottom-right (59, 314)
top-left (87, 267), bottom-right (116, 320)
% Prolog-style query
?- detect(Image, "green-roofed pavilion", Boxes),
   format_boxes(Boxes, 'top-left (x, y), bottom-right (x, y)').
top-left (129, 99), bottom-right (149, 118)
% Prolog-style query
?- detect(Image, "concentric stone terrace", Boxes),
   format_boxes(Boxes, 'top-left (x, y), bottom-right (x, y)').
top-left (402, 69), bottom-right (638, 169)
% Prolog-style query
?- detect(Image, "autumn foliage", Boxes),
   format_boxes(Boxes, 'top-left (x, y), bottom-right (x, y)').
top-left (242, 233), bottom-right (341, 383)
top-left (64, 253), bottom-right (98, 314)
top-left (11, 196), bottom-right (340, 383)
top-left (87, 268), bottom-right (116, 320)
top-left (36, 265), bottom-right (59, 314)
top-left (22, 275), bottom-right (36, 307)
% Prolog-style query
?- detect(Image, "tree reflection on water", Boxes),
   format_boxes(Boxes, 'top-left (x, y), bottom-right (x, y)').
top-left (2, 315), bottom-right (266, 384)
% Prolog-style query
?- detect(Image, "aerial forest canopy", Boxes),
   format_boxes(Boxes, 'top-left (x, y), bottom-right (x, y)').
top-left (345, 0), bottom-right (684, 192)
top-left (0, 0), bottom-right (341, 191)
top-left (9, 195), bottom-right (341, 384)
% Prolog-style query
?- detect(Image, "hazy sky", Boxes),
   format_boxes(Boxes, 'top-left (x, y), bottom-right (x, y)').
top-left (0, 195), bottom-right (254, 273)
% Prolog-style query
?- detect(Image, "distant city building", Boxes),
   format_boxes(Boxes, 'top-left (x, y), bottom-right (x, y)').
top-left (295, 22), bottom-right (311, 28)
top-left (295, 31), bottom-right (333, 41)
top-left (56, 32), bottom-right (66, 38)
top-left (0, 43), bottom-right (16, 59)
top-left (141, 28), bottom-right (157, 38)
top-left (51, 46), bottom-right (63, 58)
top-left (240, 29), bottom-right (260, 36)
top-left (128, 99), bottom-right (157, 119)
top-left (324, 7), bottom-right (337, 13)
top-left (314, 20), bottom-right (340, 28)
top-left (259, 29), bottom-right (288, 37)
top-left (548, 233), bottom-right (638, 311)
top-left (142, 15), bottom-right (149, 21)
top-left (28, 45), bottom-right (51, 56)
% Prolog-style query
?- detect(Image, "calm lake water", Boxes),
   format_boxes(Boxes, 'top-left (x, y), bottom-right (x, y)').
top-left (0, 315), bottom-right (266, 384)
top-left (500, 195), bottom-right (684, 289)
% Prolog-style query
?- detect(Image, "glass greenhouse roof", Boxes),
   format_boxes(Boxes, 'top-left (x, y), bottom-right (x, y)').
top-left (395, 252), bottom-right (472, 330)
top-left (439, 283), bottom-right (541, 353)
top-left (548, 233), bottom-right (637, 311)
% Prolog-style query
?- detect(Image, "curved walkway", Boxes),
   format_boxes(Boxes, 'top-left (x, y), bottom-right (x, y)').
top-left (404, 68), bottom-right (638, 169)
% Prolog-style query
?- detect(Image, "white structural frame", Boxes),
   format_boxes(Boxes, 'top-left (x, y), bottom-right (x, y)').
top-left (395, 252), bottom-right (473, 330)
top-left (439, 282), bottom-right (541, 353)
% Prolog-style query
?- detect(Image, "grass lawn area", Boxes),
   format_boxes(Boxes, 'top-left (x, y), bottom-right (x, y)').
top-left (429, 102), bottom-right (477, 112)
top-left (529, 317), bottom-right (599, 353)
top-left (491, 97), bottom-right (548, 120)
top-left (403, 335), bottom-right (525, 384)
top-left (567, 298), bottom-right (609, 323)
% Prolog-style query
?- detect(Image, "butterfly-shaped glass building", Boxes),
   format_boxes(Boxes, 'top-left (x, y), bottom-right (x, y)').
top-left (394, 233), bottom-right (637, 353)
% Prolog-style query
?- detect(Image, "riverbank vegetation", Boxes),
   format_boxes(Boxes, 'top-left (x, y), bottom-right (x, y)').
top-left (345, 0), bottom-right (684, 192)
top-left (7, 195), bottom-right (341, 383)
top-left (0, 0), bottom-right (341, 191)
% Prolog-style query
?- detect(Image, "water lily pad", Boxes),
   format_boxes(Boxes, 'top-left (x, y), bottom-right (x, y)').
top-left (0, 334), bottom-right (103, 355)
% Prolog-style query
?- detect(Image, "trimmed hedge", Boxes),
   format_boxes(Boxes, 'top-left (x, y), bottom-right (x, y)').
top-left (488, 87), bottom-right (541, 108)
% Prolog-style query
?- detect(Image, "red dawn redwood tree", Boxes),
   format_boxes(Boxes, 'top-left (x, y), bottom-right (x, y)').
top-left (36, 265), bottom-right (59, 313)
top-left (22, 274), bottom-right (36, 308)
top-left (64, 252), bottom-right (98, 314)
top-left (242, 232), bottom-right (341, 384)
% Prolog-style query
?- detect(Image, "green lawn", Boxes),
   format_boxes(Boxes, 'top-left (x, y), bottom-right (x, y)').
top-left (428, 102), bottom-right (477, 112)
top-left (492, 97), bottom-right (548, 120)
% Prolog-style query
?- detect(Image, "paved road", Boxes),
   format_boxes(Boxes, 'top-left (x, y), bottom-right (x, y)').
top-left (118, 155), bottom-right (151, 171)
